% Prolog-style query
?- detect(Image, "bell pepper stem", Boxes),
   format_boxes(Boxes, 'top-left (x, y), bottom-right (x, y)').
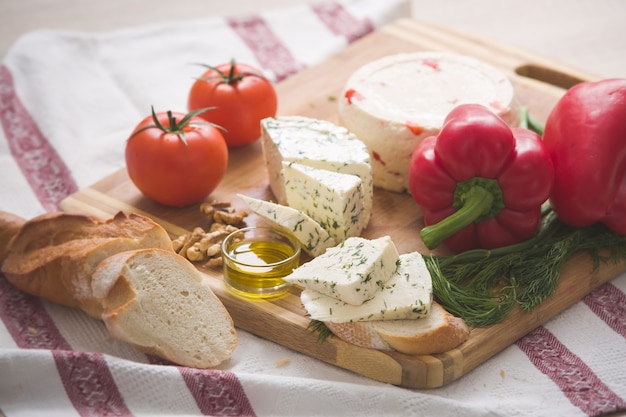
top-left (421, 186), bottom-right (495, 249)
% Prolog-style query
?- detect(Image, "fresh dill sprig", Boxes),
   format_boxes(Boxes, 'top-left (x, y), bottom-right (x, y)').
top-left (304, 207), bottom-right (626, 336)
top-left (307, 319), bottom-right (333, 342)
top-left (425, 208), bottom-right (626, 328)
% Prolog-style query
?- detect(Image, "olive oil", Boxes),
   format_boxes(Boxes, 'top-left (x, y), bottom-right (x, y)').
top-left (222, 227), bottom-right (300, 299)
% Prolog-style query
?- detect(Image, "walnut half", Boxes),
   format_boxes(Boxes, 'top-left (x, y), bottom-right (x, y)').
top-left (173, 201), bottom-right (248, 267)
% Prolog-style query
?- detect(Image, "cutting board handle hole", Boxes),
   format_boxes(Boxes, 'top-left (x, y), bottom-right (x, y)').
top-left (515, 64), bottom-right (585, 90)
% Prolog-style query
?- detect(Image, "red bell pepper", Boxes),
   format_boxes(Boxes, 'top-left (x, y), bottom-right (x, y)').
top-left (543, 78), bottom-right (626, 234)
top-left (409, 103), bottom-right (554, 252)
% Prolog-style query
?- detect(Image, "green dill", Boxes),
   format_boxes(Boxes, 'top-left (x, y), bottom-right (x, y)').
top-left (292, 219), bottom-right (305, 232)
top-left (425, 208), bottom-right (626, 328)
top-left (307, 320), bottom-right (333, 342)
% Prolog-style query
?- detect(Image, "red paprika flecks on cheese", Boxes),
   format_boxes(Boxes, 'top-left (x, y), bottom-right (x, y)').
top-left (339, 51), bottom-right (519, 193)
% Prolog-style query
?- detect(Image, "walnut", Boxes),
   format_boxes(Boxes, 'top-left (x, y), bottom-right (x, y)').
top-left (209, 223), bottom-right (239, 233)
top-left (213, 208), bottom-right (248, 226)
top-left (207, 257), bottom-right (223, 267)
top-left (200, 200), bottom-right (248, 226)
top-left (174, 200), bottom-right (249, 267)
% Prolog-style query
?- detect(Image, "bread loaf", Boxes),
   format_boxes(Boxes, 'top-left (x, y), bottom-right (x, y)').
top-left (92, 248), bottom-right (237, 368)
top-left (6, 211), bottom-right (171, 253)
top-left (1, 211), bottom-right (173, 318)
top-left (0, 211), bottom-right (25, 264)
top-left (1, 210), bottom-right (237, 367)
top-left (324, 302), bottom-right (470, 355)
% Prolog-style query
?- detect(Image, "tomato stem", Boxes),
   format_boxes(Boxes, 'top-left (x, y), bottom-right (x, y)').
top-left (193, 58), bottom-right (269, 85)
top-left (129, 106), bottom-right (224, 147)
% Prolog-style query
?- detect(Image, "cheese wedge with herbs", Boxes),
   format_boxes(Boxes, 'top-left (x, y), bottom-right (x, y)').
top-left (300, 252), bottom-right (432, 323)
top-left (261, 116), bottom-right (373, 231)
top-left (282, 161), bottom-right (365, 244)
top-left (283, 236), bottom-right (399, 305)
top-left (237, 193), bottom-right (335, 257)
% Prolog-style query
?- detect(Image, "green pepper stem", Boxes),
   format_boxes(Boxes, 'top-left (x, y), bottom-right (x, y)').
top-left (421, 186), bottom-right (495, 249)
top-left (519, 106), bottom-right (545, 136)
top-left (436, 206), bottom-right (557, 267)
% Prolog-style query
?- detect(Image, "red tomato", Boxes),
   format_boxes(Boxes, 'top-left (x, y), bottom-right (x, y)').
top-left (125, 108), bottom-right (229, 207)
top-left (187, 60), bottom-right (278, 147)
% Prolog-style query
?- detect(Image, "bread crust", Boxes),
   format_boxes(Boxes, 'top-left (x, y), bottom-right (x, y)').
top-left (375, 306), bottom-right (470, 355)
top-left (1, 211), bottom-right (173, 318)
top-left (0, 211), bottom-right (26, 265)
top-left (1, 210), bottom-right (236, 368)
top-left (6, 211), bottom-right (173, 255)
top-left (93, 249), bottom-right (237, 368)
top-left (325, 302), bottom-right (470, 356)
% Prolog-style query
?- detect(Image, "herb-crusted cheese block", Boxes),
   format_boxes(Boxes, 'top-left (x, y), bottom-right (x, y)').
top-left (237, 193), bottom-right (335, 257)
top-left (261, 116), bottom-right (373, 231)
top-left (300, 252), bottom-right (432, 323)
top-left (339, 51), bottom-right (519, 193)
top-left (282, 161), bottom-right (364, 244)
top-left (283, 236), bottom-right (399, 305)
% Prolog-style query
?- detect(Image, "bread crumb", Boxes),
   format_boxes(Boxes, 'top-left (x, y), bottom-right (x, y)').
top-left (274, 357), bottom-right (291, 367)
top-left (27, 326), bottom-right (39, 335)
top-left (500, 369), bottom-right (506, 379)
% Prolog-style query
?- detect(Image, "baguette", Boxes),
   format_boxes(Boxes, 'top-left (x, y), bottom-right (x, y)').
top-left (0, 211), bottom-right (26, 264)
top-left (1, 211), bottom-right (173, 318)
top-left (6, 211), bottom-right (171, 253)
top-left (324, 302), bottom-right (470, 355)
top-left (92, 248), bottom-right (237, 368)
top-left (1, 210), bottom-right (236, 367)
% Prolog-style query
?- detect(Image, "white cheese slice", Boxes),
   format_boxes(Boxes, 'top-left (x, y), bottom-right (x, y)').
top-left (300, 252), bottom-right (432, 323)
top-left (261, 115), bottom-right (373, 230)
top-left (282, 161), bottom-right (364, 244)
top-left (283, 236), bottom-right (399, 305)
top-left (237, 193), bottom-right (335, 257)
top-left (338, 51), bottom-right (519, 193)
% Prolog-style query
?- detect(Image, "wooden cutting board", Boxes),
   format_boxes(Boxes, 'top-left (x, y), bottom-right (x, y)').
top-left (59, 18), bottom-right (624, 389)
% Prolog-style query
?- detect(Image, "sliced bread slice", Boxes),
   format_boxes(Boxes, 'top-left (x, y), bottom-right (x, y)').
top-left (325, 302), bottom-right (470, 355)
top-left (92, 248), bottom-right (237, 368)
top-left (2, 211), bottom-right (173, 318)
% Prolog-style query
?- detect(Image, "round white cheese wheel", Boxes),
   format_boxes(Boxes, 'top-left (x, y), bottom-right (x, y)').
top-left (338, 51), bottom-right (519, 193)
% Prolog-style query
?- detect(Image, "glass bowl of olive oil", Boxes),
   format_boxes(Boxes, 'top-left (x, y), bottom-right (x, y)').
top-left (221, 226), bottom-right (301, 299)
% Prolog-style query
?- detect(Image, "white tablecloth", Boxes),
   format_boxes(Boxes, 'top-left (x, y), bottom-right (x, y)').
top-left (1, 0), bottom-right (625, 416)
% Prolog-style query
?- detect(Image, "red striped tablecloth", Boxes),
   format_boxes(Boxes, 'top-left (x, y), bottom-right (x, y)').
top-left (1, 1), bottom-right (625, 416)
